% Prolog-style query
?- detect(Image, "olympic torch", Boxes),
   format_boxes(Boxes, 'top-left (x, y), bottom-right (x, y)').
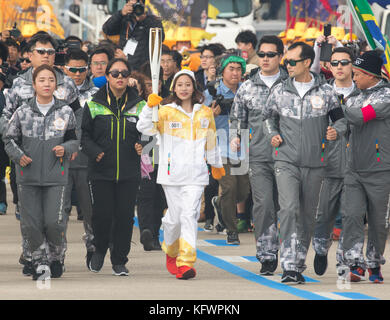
top-left (149, 28), bottom-right (162, 130)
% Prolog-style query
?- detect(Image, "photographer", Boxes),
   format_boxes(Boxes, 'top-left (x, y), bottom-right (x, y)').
top-left (102, 0), bottom-right (165, 71)
top-left (203, 54), bottom-right (249, 245)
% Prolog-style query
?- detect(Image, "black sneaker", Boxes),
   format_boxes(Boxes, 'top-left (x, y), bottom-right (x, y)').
top-left (50, 260), bottom-right (64, 278)
top-left (86, 251), bottom-right (94, 269)
top-left (227, 231), bottom-right (240, 245)
top-left (260, 259), bottom-right (278, 276)
top-left (215, 223), bottom-right (226, 235)
top-left (89, 252), bottom-right (105, 272)
top-left (32, 265), bottom-right (51, 281)
top-left (112, 265), bottom-right (129, 276)
top-left (151, 237), bottom-right (162, 251)
top-left (314, 253), bottom-right (328, 276)
top-left (140, 229), bottom-right (154, 251)
top-left (281, 270), bottom-right (305, 284)
top-left (203, 219), bottom-right (214, 232)
top-left (19, 254), bottom-right (29, 266)
top-left (22, 261), bottom-right (34, 276)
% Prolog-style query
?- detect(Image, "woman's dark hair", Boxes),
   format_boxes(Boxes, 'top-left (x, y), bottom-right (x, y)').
top-left (32, 64), bottom-right (57, 84)
top-left (130, 70), bottom-right (148, 100)
top-left (139, 61), bottom-right (163, 81)
top-left (162, 73), bottom-right (204, 106)
top-left (105, 57), bottom-right (132, 75)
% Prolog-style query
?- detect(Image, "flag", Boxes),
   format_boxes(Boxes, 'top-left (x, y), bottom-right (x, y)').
top-left (347, 0), bottom-right (390, 77)
top-left (290, 0), bottom-right (339, 23)
top-left (0, 0), bottom-right (64, 38)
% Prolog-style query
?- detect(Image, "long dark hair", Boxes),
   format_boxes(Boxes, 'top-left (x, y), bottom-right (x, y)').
top-left (162, 73), bottom-right (204, 106)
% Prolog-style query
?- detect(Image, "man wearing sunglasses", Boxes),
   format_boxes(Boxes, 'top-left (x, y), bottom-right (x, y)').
top-left (312, 47), bottom-right (360, 277)
top-left (262, 42), bottom-right (346, 284)
top-left (1, 33), bottom-right (82, 278)
top-left (230, 35), bottom-right (288, 276)
top-left (339, 51), bottom-right (390, 284)
top-left (63, 49), bottom-right (99, 268)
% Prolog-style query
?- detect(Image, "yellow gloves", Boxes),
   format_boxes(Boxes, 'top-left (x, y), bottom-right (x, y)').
top-left (211, 166), bottom-right (225, 180)
top-left (147, 93), bottom-right (163, 108)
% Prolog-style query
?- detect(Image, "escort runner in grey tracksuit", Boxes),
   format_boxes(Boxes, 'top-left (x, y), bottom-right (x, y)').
top-left (230, 67), bottom-right (288, 267)
top-left (1, 67), bottom-right (80, 265)
top-left (262, 72), bottom-right (346, 274)
top-left (4, 97), bottom-right (77, 270)
top-left (64, 77), bottom-right (98, 257)
top-left (312, 83), bottom-right (360, 259)
top-left (340, 80), bottom-right (390, 271)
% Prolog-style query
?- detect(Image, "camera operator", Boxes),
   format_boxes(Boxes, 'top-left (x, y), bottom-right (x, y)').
top-left (203, 53), bottom-right (249, 245)
top-left (102, 0), bottom-right (165, 71)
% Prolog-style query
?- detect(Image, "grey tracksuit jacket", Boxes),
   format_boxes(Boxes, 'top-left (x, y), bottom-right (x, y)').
top-left (4, 97), bottom-right (78, 186)
top-left (262, 72), bottom-right (347, 167)
top-left (340, 80), bottom-right (390, 269)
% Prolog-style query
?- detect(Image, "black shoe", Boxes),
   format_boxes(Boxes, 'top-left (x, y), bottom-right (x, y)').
top-left (260, 259), bottom-right (278, 276)
top-left (281, 270), bottom-right (305, 284)
top-left (32, 265), bottom-right (51, 281)
top-left (86, 251), bottom-right (94, 269)
top-left (314, 253), bottom-right (328, 276)
top-left (19, 254), bottom-right (29, 266)
top-left (227, 231), bottom-right (240, 245)
top-left (140, 229), bottom-right (154, 251)
top-left (203, 219), bottom-right (214, 232)
top-left (22, 261), bottom-right (34, 276)
top-left (215, 223), bottom-right (226, 235)
top-left (151, 237), bottom-right (162, 251)
top-left (50, 260), bottom-right (64, 278)
top-left (89, 252), bottom-right (105, 272)
top-left (112, 265), bottom-right (129, 276)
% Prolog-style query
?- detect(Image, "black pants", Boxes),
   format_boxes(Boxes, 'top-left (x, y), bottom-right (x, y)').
top-left (204, 173), bottom-right (219, 222)
top-left (137, 169), bottom-right (166, 239)
top-left (10, 161), bottom-right (18, 204)
top-left (90, 179), bottom-right (139, 265)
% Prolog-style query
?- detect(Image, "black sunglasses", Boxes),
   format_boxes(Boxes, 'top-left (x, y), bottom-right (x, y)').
top-left (19, 58), bottom-right (31, 63)
top-left (283, 58), bottom-right (308, 67)
top-left (330, 59), bottom-right (352, 67)
top-left (257, 51), bottom-right (279, 58)
top-left (109, 69), bottom-right (131, 78)
top-left (65, 66), bottom-right (88, 73)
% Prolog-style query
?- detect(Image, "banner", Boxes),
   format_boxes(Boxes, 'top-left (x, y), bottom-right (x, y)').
top-left (290, 0), bottom-right (339, 23)
top-left (146, 0), bottom-right (212, 48)
top-left (347, 0), bottom-right (390, 77)
top-left (0, 0), bottom-right (64, 38)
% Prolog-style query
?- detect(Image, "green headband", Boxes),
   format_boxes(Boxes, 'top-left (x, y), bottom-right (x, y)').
top-left (220, 56), bottom-right (246, 75)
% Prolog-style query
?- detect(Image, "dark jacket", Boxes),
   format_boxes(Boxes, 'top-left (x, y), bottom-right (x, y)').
top-left (102, 11), bottom-right (165, 71)
top-left (81, 85), bottom-right (145, 182)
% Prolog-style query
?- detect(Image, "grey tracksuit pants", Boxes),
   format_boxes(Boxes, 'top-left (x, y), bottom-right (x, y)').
top-left (313, 177), bottom-right (345, 256)
top-left (274, 161), bottom-right (324, 273)
top-left (249, 162), bottom-right (279, 263)
top-left (64, 168), bottom-right (94, 253)
top-left (18, 185), bottom-right (67, 267)
top-left (340, 169), bottom-right (390, 269)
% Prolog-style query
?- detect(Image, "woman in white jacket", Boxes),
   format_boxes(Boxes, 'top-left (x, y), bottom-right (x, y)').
top-left (137, 69), bottom-right (225, 279)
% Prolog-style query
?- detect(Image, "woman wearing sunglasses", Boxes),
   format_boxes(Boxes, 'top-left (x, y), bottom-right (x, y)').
top-left (19, 47), bottom-right (32, 71)
top-left (4, 64), bottom-right (78, 280)
top-left (81, 58), bottom-right (145, 276)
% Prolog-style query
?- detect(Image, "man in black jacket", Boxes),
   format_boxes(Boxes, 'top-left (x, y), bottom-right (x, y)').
top-left (102, 0), bottom-right (165, 71)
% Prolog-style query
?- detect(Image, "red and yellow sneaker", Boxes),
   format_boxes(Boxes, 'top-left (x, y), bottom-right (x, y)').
top-left (166, 255), bottom-right (178, 275)
top-left (176, 265), bottom-right (196, 280)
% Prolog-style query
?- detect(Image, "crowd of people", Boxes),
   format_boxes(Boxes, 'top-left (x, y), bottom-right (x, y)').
top-left (0, 0), bottom-right (389, 285)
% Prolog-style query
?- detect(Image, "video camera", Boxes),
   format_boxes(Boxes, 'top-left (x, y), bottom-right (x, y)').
top-left (206, 80), bottom-right (234, 115)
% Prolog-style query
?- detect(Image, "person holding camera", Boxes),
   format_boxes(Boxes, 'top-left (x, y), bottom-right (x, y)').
top-left (230, 35), bottom-right (288, 275)
top-left (204, 54), bottom-right (249, 245)
top-left (102, 0), bottom-right (165, 71)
